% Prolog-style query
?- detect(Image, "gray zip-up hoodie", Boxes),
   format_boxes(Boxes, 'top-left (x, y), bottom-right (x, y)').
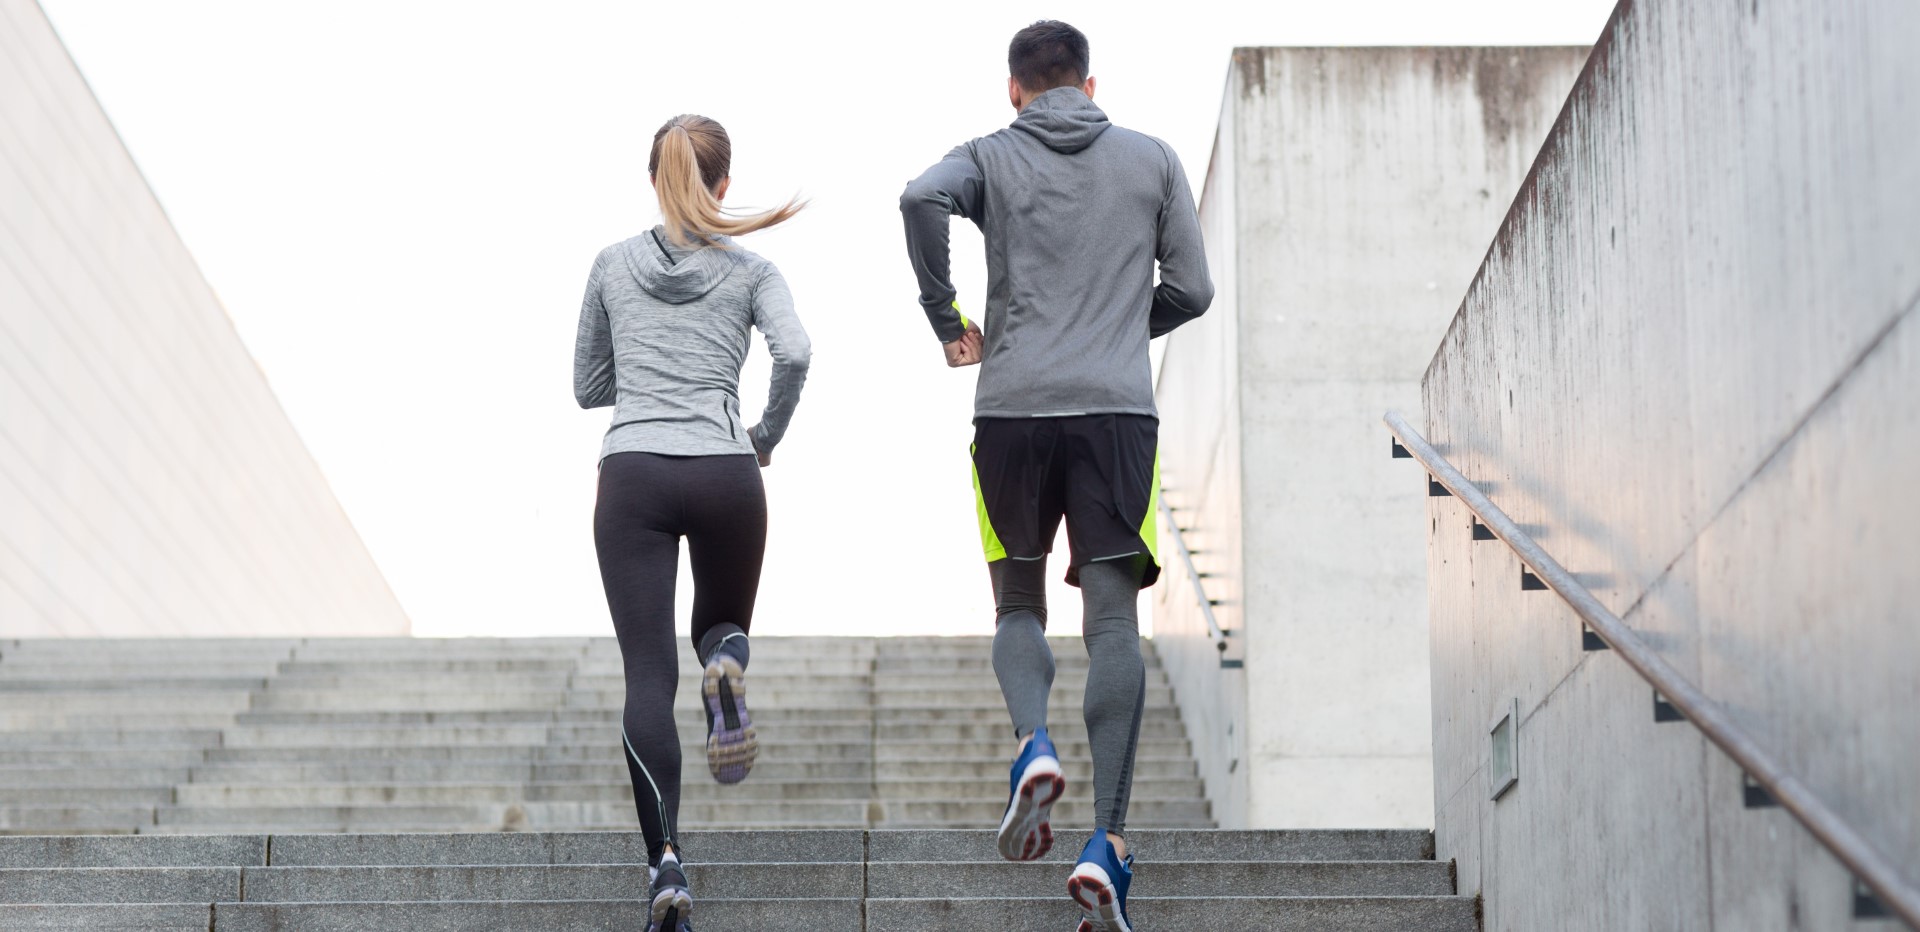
top-left (574, 227), bottom-right (810, 460)
top-left (900, 87), bottom-right (1213, 420)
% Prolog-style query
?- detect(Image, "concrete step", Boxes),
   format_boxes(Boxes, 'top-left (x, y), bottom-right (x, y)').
top-left (0, 730), bottom-right (221, 749)
top-left (201, 899), bottom-right (863, 931)
top-left (0, 749), bottom-right (200, 768)
top-left (863, 896), bottom-right (1476, 931)
top-left (0, 866), bottom-right (239, 903)
top-left (248, 690), bottom-right (569, 712)
top-left (0, 661), bottom-right (278, 677)
top-left (264, 830), bottom-right (861, 866)
top-left (0, 858), bottom-right (1449, 907)
top-left (0, 829), bottom-right (1433, 867)
top-left (875, 757), bottom-right (1197, 780)
top-left (241, 861), bottom-right (864, 901)
top-left (182, 758), bottom-right (883, 784)
top-left (0, 766), bottom-right (193, 787)
top-left (866, 859), bottom-right (1452, 897)
top-left (203, 745), bottom-right (544, 765)
top-left (160, 776), bottom-right (1205, 807)
top-left (217, 725), bottom-right (554, 747)
top-left (0, 787), bottom-right (175, 807)
top-left (0, 904), bottom-right (214, 930)
top-left (0, 808), bottom-right (154, 835)
top-left (0, 834), bottom-right (267, 868)
top-left (137, 795), bottom-right (1210, 831)
top-left (0, 712), bottom-right (242, 730)
top-left (0, 677), bottom-right (266, 692)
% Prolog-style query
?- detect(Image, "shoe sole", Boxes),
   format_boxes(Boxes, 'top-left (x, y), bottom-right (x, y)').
top-left (704, 656), bottom-right (756, 785)
top-left (648, 884), bottom-right (692, 932)
top-left (995, 754), bottom-right (1065, 862)
top-left (1069, 862), bottom-right (1133, 932)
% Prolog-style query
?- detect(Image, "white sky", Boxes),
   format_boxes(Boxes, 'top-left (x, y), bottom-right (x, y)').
top-left (39, 0), bottom-right (1614, 638)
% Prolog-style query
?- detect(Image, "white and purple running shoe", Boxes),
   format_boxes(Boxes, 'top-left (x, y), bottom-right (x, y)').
top-left (702, 655), bottom-right (757, 785)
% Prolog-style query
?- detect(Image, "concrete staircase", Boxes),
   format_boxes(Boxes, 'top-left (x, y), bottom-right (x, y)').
top-left (0, 637), bottom-right (1477, 927)
top-left (0, 636), bottom-right (1208, 834)
top-left (0, 829), bottom-right (1474, 930)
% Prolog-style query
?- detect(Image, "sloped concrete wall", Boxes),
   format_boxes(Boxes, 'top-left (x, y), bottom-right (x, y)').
top-left (0, 0), bottom-right (407, 636)
top-left (1156, 46), bottom-right (1584, 829)
top-left (1152, 77), bottom-right (1250, 827)
top-left (1422, 0), bottom-right (1920, 927)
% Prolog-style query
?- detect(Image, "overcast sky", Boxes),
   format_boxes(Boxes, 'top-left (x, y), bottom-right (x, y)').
top-left (39, 0), bottom-right (1615, 637)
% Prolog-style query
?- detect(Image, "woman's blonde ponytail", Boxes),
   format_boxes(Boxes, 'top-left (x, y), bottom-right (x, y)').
top-left (648, 115), bottom-right (804, 248)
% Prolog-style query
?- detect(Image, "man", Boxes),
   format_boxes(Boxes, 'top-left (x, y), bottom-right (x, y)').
top-left (899, 20), bottom-right (1213, 931)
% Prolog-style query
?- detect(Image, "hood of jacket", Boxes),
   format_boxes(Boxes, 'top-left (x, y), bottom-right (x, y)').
top-left (621, 227), bottom-right (739, 304)
top-left (1010, 87), bottom-right (1112, 154)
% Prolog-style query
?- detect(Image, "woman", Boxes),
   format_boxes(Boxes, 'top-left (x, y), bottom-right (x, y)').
top-left (573, 113), bottom-right (809, 932)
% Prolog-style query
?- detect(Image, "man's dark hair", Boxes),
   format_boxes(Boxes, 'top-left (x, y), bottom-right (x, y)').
top-left (1008, 20), bottom-right (1090, 92)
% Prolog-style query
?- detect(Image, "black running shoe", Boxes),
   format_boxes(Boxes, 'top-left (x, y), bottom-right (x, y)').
top-left (703, 655), bottom-right (757, 784)
top-left (648, 852), bottom-right (693, 932)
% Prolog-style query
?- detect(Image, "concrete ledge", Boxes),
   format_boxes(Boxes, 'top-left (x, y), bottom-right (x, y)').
top-left (864, 895), bottom-right (1478, 930)
top-left (0, 904), bottom-right (212, 931)
top-left (0, 835), bottom-right (265, 869)
top-left (209, 897), bottom-right (863, 931)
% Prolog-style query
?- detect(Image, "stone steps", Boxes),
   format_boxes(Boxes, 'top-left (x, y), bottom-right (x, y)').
top-left (0, 635), bottom-right (1216, 836)
top-left (0, 830), bottom-right (1472, 930)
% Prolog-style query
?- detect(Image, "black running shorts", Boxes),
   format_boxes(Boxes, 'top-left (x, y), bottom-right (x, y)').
top-left (969, 414), bottom-right (1161, 588)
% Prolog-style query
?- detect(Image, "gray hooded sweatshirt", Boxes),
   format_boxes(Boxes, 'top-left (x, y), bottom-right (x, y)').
top-left (900, 86), bottom-right (1213, 420)
top-left (574, 227), bottom-right (810, 460)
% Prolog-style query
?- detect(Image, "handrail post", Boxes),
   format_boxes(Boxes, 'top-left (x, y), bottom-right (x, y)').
top-left (1157, 492), bottom-right (1236, 669)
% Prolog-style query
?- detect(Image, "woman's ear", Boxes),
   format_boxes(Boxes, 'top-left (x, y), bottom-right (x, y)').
top-left (715, 177), bottom-right (731, 202)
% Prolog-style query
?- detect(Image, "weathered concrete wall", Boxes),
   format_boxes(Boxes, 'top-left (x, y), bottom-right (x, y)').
top-left (1156, 46), bottom-right (1585, 829)
top-left (1422, 1), bottom-right (1920, 928)
top-left (0, 0), bottom-right (408, 636)
top-left (1152, 77), bottom-right (1250, 826)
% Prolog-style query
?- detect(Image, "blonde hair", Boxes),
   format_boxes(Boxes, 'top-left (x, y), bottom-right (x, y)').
top-left (648, 114), bottom-right (804, 248)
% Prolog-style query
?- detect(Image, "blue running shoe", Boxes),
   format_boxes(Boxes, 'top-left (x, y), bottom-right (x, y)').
top-left (995, 727), bottom-right (1066, 861)
top-left (1068, 829), bottom-right (1134, 932)
top-left (647, 852), bottom-right (693, 932)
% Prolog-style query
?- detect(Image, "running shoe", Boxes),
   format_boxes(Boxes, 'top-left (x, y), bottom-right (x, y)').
top-left (1068, 829), bottom-right (1135, 932)
top-left (703, 654), bottom-right (757, 784)
top-left (647, 851), bottom-right (693, 932)
top-left (995, 726), bottom-right (1066, 861)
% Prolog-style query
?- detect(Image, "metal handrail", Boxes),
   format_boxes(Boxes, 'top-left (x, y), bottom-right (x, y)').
top-left (1158, 493), bottom-right (1238, 669)
top-left (1385, 410), bottom-right (1920, 928)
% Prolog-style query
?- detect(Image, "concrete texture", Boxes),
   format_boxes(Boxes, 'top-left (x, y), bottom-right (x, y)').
top-left (1420, 1), bottom-right (1920, 929)
top-left (0, 2), bottom-right (408, 637)
top-left (0, 636), bottom-right (1213, 835)
top-left (0, 828), bottom-right (1462, 930)
top-left (1155, 46), bottom-right (1588, 830)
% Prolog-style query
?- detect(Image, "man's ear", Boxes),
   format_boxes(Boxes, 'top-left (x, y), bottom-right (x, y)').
top-left (1008, 76), bottom-right (1024, 111)
top-left (1083, 76), bottom-right (1097, 100)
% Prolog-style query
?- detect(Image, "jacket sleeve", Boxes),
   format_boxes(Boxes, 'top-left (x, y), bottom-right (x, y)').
top-left (748, 262), bottom-right (812, 455)
top-left (899, 144), bottom-right (984, 343)
top-left (1148, 143), bottom-right (1216, 338)
top-left (572, 250), bottom-right (616, 409)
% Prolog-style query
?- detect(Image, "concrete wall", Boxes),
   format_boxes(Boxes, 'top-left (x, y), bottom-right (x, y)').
top-left (1155, 46), bottom-right (1585, 829)
top-left (1421, 1), bottom-right (1920, 928)
top-left (0, 0), bottom-right (408, 636)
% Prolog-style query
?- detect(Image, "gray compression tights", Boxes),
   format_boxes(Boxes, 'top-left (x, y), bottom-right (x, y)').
top-left (990, 557), bottom-right (1147, 834)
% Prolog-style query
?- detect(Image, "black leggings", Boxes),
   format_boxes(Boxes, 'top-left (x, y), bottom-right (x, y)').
top-left (594, 451), bottom-right (766, 864)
